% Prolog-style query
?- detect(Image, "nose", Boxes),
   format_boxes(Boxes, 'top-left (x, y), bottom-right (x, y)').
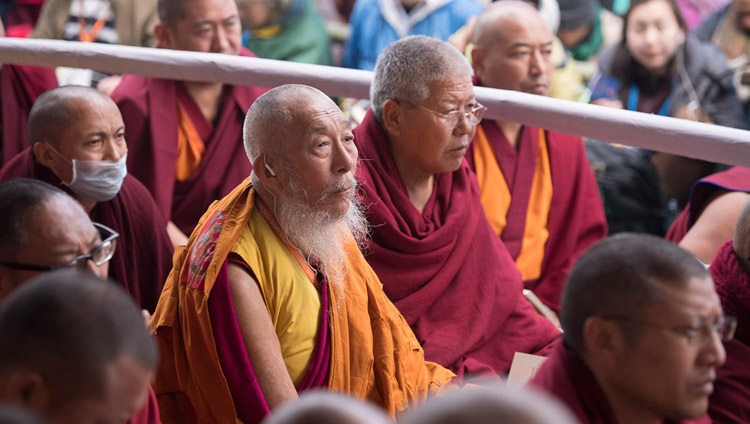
top-left (643, 26), bottom-right (660, 45)
top-left (699, 329), bottom-right (727, 367)
top-left (529, 50), bottom-right (547, 76)
top-left (213, 25), bottom-right (230, 53)
top-left (104, 138), bottom-right (126, 161)
top-left (453, 112), bottom-right (474, 136)
top-left (333, 139), bottom-right (357, 174)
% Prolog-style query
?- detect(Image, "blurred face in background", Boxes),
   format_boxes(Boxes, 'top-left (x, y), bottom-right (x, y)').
top-left (625, 0), bottom-right (685, 75)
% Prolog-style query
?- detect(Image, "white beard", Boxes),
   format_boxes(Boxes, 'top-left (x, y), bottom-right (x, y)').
top-left (272, 172), bottom-right (370, 290)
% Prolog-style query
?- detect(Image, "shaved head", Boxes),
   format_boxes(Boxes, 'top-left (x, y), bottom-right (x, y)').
top-left (472, 0), bottom-right (546, 48)
top-left (243, 84), bottom-right (335, 164)
top-left (27, 86), bottom-right (116, 148)
top-left (0, 270), bottom-right (157, 418)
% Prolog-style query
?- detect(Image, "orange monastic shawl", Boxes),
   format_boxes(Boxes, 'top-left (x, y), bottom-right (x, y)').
top-left (150, 178), bottom-right (455, 423)
top-left (473, 126), bottom-right (553, 281)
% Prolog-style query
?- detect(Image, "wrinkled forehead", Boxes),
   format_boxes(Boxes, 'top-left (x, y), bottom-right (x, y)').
top-left (645, 275), bottom-right (721, 319)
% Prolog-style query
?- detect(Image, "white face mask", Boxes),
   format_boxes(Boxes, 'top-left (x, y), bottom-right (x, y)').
top-left (47, 145), bottom-right (128, 202)
top-left (66, 154), bottom-right (128, 202)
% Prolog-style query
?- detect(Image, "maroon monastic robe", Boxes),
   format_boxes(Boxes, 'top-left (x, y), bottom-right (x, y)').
top-left (466, 120), bottom-right (607, 311)
top-left (111, 50), bottom-right (266, 235)
top-left (530, 343), bottom-right (711, 424)
top-left (708, 240), bottom-right (750, 423)
top-left (667, 167), bottom-right (750, 242)
top-left (0, 64), bottom-right (57, 166)
top-left (0, 148), bottom-right (173, 312)
top-left (354, 110), bottom-right (560, 378)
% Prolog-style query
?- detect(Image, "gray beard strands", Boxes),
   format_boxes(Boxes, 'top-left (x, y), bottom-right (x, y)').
top-left (273, 172), bottom-right (370, 290)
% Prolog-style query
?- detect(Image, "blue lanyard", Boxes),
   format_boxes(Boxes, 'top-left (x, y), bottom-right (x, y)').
top-left (627, 84), bottom-right (672, 116)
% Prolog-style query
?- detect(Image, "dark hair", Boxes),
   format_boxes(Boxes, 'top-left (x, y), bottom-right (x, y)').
top-left (158, 0), bottom-right (189, 26)
top-left (561, 233), bottom-right (709, 355)
top-left (610, 0), bottom-right (687, 90)
top-left (0, 179), bottom-right (67, 260)
top-left (0, 270), bottom-right (158, 404)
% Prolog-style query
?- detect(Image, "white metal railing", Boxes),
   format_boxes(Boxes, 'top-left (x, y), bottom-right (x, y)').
top-left (0, 38), bottom-right (748, 167)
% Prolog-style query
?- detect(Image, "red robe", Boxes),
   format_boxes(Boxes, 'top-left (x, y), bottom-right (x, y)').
top-left (466, 120), bottom-right (607, 311)
top-left (0, 64), bottom-right (58, 166)
top-left (666, 167), bottom-right (750, 242)
top-left (0, 148), bottom-right (173, 313)
top-left (111, 50), bottom-right (266, 235)
top-left (530, 343), bottom-right (711, 424)
top-left (354, 110), bottom-right (560, 378)
top-left (708, 240), bottom-right (750, 423)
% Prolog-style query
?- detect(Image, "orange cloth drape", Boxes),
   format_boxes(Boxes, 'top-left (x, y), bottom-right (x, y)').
top-left (149, 179), bottom-right (455, 422)
top-left (174, 102), bottom-right (205, 182)
top-left (473, 126), bottom-right (553, 281)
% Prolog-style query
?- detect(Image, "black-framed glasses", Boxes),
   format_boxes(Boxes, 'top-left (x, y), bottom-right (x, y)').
top-left (604, 314), bottom-right (737, 343)
top-left (399, 100), bottom-right (487, 127)
top-left (0, 223), bottom-right (119, 272)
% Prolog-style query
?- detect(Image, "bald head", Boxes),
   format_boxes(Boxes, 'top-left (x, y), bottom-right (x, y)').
top-left (471, 0), bottom-right (554, 95)
top-left (27, 85), bottom-right (116, 148)
top-left (733, 198), bottom-right (750, 272)
top-left (472, 1), bottom-right (546, 48)
top-left (370, 35), bottom-right (472, 124)
top-left (243, 84), bottom-right (335, 163)
top-left (0, 270), bottom-right (157, 414)
top-left (262, 391), bottom-right (392, 424)
top-left (399, 385), bottom-right (578, 424)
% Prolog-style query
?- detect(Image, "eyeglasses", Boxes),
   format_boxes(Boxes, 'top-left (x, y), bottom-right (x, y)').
top-left (605, 314), bottom-right (737, 343)
top-left (0, 223), bottom-right (119, 272)
top-left (399, 100), bottom-right (487, 128)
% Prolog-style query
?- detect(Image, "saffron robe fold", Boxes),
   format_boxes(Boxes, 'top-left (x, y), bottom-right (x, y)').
top-left (354, 110), bottom-right (561, 378)
top-left (111, 50), bottom-right (267, 235)
top-left (707, 240), bottom-right (750, 423)
top-left (149, 178), bottom-right (456, 423)
top-left (0, 64), bottom-right (58, 167)
top-left (530, 343), bottom-right (711, 424)
top-left (466, 120), bottom-right (607, 311)
top-left (0, 148), bottom-right (173, 312)
top-left (667, 167), bottom-right (750, 242)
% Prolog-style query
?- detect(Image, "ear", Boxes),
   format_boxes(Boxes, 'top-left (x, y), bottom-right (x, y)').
top-left (32, 142), bottom-right (57, 169)
top-left (471, 45), bottom-right (485, 79)
top-left (0, 371), bottom-right (48, 413)
top-left (582, 316), bottom-right (625, 367)
top-left (252, 155), bottom-right (281, 193)
top-left (381, 99), bottom-right (404, 138)
top-left (154, 23), bottom-right (171, 48)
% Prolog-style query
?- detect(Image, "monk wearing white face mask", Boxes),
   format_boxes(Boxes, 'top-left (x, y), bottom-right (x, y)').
top-left (0, 85), bottom-right (173, 315)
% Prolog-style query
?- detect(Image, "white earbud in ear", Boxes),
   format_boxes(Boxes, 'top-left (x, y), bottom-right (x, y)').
top-left (265, 163), bottom-right (276, 177)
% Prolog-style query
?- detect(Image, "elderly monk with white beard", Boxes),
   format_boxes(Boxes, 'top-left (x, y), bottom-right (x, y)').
top-left (149, 84), bottom-right (456, 424)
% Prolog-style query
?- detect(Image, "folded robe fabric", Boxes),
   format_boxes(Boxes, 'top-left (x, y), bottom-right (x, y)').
top-left (708, 240), bottom-right (750, 423)
top-left (150, 178), bottom-right (456, 423)
top-left (667, 167), bottom-right (750, 242)
top-left (111, 49), bottom-right (267, 235)
top-left (1, 64), bottom-right (57, 167)
top-left (354, 110), bottom-right (560, 378)
top-left (530, 343), bottom-right (711, 424)
top-left (466, 119), bottom-right (607, 311)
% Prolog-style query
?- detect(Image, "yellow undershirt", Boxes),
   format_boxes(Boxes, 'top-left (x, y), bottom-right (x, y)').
top-left (231, 207), bottom-right (321, 387)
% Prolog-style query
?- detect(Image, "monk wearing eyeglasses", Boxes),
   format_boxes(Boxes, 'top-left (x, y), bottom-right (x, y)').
top-left (354, 35), bottom-right (561, 379)
top-left (0, 85), bottom-right (173, 313)
top-left (0, 179), bottom-right (161, 424)
top-left (530, 233), bottom-right (730, 424)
